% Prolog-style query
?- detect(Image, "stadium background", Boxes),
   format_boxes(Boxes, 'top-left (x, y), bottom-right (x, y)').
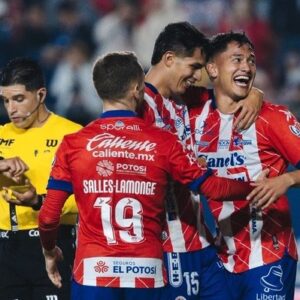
top-left (0, 0), bottom-right (299, 297)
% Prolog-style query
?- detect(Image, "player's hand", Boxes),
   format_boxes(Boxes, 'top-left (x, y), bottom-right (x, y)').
top-left (2, 179), bottom-right (37, 207)
top-left (43, 246), bottom-right (64, 288)
top-left (247, 173), bottom-right (292, 209)
top-left (232, 87), bottom-right (263, 130)
top-left (0, 156), bottom-right (28, 182)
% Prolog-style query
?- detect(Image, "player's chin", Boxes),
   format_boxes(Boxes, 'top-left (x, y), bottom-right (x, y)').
top-left (11, 119), bottom-right (27, 128)
top-left (233, 86), bottom-right (251, 99)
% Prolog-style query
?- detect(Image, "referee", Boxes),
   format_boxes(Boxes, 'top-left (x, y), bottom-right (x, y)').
top-left (0, 57), bottom-right (82, 300)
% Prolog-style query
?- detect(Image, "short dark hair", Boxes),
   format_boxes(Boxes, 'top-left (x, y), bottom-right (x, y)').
top-left (207, 31), bottom-right (254, 61)
top-left (151, 22), bottom-right (209, 65)
top-left (93, 52), bottom-right (144, 100)
top-left (0, 57), bottom-right (45, 91)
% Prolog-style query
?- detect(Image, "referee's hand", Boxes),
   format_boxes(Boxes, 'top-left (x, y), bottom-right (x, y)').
top-left (2, 179), bottom-right (37, 207)
top-left (43, 246), bottom-right (64, 288)
top-left (0, 156), bottom-right (28, 182)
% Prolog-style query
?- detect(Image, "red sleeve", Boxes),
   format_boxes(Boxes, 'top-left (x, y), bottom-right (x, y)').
top-left (38, 189), bottom-right (69, 250)
top-left (266, 105), bottom-right (300, 168)
top-left (200, 175), bottom-right (252, 201)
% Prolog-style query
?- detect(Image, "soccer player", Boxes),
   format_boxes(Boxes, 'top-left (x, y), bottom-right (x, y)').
top-left (190, 32), bottom-right (299, 300)
top-left (38, 51), bottom-right (255, 300)
top-left (0, 57), bottom-right (82, 300)
top-left (142, 22), bottom-right (263, 299)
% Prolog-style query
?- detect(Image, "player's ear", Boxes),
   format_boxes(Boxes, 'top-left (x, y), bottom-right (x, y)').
top-left (163, 51), bottom-right (176, 68)
top-left (206, 62), bottom-right (218, 80)
top-left (37, 88), bottom-right (47, 103)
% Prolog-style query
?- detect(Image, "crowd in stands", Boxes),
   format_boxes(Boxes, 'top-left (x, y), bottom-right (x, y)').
top-left (0, 0), bottom-right (299, 125)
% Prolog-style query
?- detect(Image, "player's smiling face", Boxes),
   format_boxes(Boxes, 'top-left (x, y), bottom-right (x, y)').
top-left (169, 47), bottom-right (205, 96)
top-left (208, 41), bottom-right (256, 101)
top-left (0, 84), bottom-right (40, 129)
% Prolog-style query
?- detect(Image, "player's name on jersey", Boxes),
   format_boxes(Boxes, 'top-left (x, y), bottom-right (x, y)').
top-left (83, 179), bottom-right (157, 195)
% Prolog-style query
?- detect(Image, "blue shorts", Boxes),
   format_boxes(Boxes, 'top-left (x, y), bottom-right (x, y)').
top-left (162, 245), bottom-right (231, 300)
top-left (71, 279), bottom-right (163, 300)
top-left (224, 253), bottom-right (297, 300)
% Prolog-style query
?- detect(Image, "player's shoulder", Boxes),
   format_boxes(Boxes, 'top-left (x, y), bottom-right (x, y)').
top-left (145, 122), bottom-right (178, 143)
top-left (260, 101), bottom-right (291, 119)
top-left (0, 122), bottom-right (15, 134)
top-left (50, 113), bottom-right (82, 131)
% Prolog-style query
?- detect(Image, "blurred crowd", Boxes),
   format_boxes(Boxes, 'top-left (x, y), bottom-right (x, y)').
top-left (0, 0), bottom-right (299, 125)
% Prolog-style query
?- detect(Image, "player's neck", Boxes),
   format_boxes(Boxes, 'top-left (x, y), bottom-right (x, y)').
top-left (214, 90), bottom-right (239, 114)
top-left (145, 67), bottom-right (171, 99)
top-left (103, 100), bottom-right (136, 113)
top-left (31, 106), bottom-right (51, 128)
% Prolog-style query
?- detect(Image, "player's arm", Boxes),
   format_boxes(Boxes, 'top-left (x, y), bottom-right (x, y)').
top-left (39, 188), bottom-right (70, 288)
top-left (168, 139), bottom-right (252, 201)
top-left (247, 170), bottom-right (300, 210)
top-left (247, 106), bottom-right (300, 209)
top-left (232, 87), bottom-right (264, 130)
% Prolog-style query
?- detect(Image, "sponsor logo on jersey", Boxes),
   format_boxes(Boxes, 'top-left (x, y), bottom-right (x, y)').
top-left (87, 133), bottom-right (156, 161)
top-left (233, 137), bottom-right (252, 146)
top-left (91, 148), bottom-right (155, 161)
top-left (195, 140), bottom-right (210, 147)
top-left (94, 260), bottom-right (109, 273)
top-left (199, 152), bottom-right (246, 168)
top-left (289, 121), bottom-right (300, 137)
top-left (112, 260), bottom-right (157, 275)
top-left (46, 139), bottom-right (58, 147)
top-left (0, 138), bottom-right (14, 146)
top-left (116, 163), bottom-right (147, 175)
top-left (251, 206), bottom-right (258, 234)
top-left (96, 160), bottom-right (114, 177)
top-left (168, 252), bottom-right (183, 287)
top-left (87, 133), bottom-right (156, 152)
top-left (100, 121), bottom-right (141, 131)
top-left (218, 139), bottom-right (230, 149)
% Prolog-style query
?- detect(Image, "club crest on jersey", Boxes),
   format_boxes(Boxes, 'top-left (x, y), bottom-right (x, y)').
top-left (175, 117), bottom-right (184, 128)
top-left (289, 121), bottom-right (300, 137)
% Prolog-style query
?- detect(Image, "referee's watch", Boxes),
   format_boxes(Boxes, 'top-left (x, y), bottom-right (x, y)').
top-left (32, 194), bottom-right (45, 211)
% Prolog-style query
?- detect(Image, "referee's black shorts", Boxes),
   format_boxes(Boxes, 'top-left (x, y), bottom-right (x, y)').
top-left (0, 224), bottom-right (76, 300)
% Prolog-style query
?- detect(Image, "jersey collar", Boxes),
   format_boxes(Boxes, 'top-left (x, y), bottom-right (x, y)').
top-left (211, 91), bottom-right (217, 110)
top-left (145, 82), bottom-right (159, 94)
top-left (100, 110), bottom-right (137, 118)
